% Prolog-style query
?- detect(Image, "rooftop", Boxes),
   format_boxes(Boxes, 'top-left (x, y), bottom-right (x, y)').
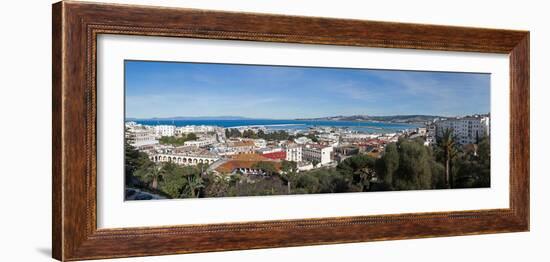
top-left (231, 153), bottom-right (270, 161)
top-left (229, 141), bottom-right (255, 147)
top-left (215, 155), bottom-right (281, 173)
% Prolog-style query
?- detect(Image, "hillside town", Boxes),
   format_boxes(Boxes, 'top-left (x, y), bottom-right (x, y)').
top-left (127, 121), bottom-right (396, 175)
top-left (125, 114), bottom-right (490, 199)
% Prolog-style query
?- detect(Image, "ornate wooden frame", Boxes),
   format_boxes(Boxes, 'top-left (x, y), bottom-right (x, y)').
top-left (52, 1), bottom-right (530, 261)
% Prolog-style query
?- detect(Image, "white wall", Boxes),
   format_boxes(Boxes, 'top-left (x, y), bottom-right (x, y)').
top-left (0, 0), bottom-right (547, 261)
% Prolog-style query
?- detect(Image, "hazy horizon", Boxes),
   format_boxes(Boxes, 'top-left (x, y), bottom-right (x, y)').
top-left (125, 113), bottom-right (490, 120)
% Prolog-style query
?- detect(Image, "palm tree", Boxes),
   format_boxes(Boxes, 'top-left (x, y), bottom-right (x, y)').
top-left (280, 160), bottom-right (298, 194)
top-left (182, 173), bottom-right (205, 198)
top-left (134, 163), bottom-right (164, 190)
top-left (437, 128), bottom-right (457, 189)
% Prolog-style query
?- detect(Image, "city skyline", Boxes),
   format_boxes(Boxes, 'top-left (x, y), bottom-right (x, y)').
top-left (125, 60), bottom-right (490, 119)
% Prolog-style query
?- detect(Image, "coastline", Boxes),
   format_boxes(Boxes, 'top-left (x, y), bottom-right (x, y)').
top-left (130, 119), bottom-right (420, 134)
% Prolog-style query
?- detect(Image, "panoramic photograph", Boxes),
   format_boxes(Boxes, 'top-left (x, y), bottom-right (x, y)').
top-left (124, 60), bottom-right (491, 201)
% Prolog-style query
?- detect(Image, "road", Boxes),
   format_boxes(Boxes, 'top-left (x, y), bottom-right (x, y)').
top-left (125, 187), bottom-right (167, 200)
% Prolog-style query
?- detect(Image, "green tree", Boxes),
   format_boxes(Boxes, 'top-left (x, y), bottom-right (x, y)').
top-left (476, 136), bottom-right (491, 187)
top-left (159, 133), bottom-right (198, 146)
top-left (182, 173), bottom-right (205, 198)
top-left (225, 128), bottom-right (242, 138)
top-left (241, 129), bottom-right (292, 141)
top-left (252, 161), bottom-right (278, 176)
top-left (203, 173), bottom-right (231, 197)
top-left (228, 176), bottom-right (287, 196)
top-left (316, 169), bottom-right (353, 193)
top-left (257, 130), bottom-right (266, 137)
top-left (430, 159), bottom-right (446, 189)
top-left (376, 143), bottom-right (399, 188)
top-left (294, 173), bottom-right (321, 194)
top-left (186, 133), bottom-right (198, 141)
top-left (281, 160), bottom-right (298, 173)
top-left (437, 128), bottom-right (458, 188)
top-left (159, 162), bottom-right (186, 198)
top-left (280, 160), bottom-right (298, 193)
top-left (124, 139), bottom-right (152, 186)
top-left (392, 139), bottom-right (433, 190)
top-left (337, 154), bottom-right (377, 191)
top-left (242, 129), bottom-right (257, 138)
top-left (134, 162), bottom-right (164, 190)
top-left (306, 133), bottom-right (319, 142)
top-left (453, 136), bottom-right (490, 188)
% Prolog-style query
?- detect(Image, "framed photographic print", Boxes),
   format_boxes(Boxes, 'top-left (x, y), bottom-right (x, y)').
top-left (52, 1), bottom-right (529, 261)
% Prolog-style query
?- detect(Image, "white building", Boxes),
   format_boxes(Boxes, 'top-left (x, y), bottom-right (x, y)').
top-left (183, 138), bottom-right (216, 148)
top-left (257, 147), bottom-right (284, 155)
top-left (151, 153), bottom-right (219, 166)
top-left (193, 125), bottom-right (217, 133)
top-left (426, 124), bottom-right (437, 145)
top-left (125, 121), bottom-right (139, 128)
top-left (294, 136), bottom-right (312, 144)
top-left (416, 127), bottom-right (427, 135)
top-left (378, 133), bottom-right (399, 143)
top-left (318, 133), bottom-right (339, 141)
top-left (175, 125), bottom-right (219, 135)
top-left (302, 144), bottom-right (333, 166)
top-left (341, 133), bottom-right (379, 142)
top-left (126, 128), bottom-right (158, 148)
top-left (297, 161), bottom-right (314, 172)
top-left (154, 125), bottom-right (176, 137)
top-left (435, 115), bottom-right (490, 145)
top-left (251, 139), bottom-right (267, 149)
top-left (285, 144), bottom-right (303, 162)
top-left (150, 145), bottom-right (220, 166)
top-left (210, 140), bottom-right (256, 156)
top-left (175, 126), bottom-right (195, 135)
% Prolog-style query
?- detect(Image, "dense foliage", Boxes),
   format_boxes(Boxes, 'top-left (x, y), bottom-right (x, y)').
top-left (124, 140), bottom-right (152, 187)
top-left (375, 138), bottom-right (445, 191)
top-left (452, 137), bottom-right (490, 188)
top-left (225, 128), bottom-right (318, 142)
top-left (158, 133), bottom-right (197, 146)
top-left (225, 128), bottom-right (293, 141)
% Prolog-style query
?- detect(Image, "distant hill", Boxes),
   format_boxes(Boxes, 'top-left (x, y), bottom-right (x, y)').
top-left (296, 115), bottom-right (443, 123)
top-left (126, 116), bottom-right (253, 121)
top-left (126, 115), bottom-right (446, 123)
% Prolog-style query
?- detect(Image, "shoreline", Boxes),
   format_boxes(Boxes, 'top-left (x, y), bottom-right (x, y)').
top-left (129, 119), bottom-right (420, 134)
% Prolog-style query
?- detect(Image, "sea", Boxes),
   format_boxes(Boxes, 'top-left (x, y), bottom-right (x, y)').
top-left (132, 119), bottom-right (419, 134)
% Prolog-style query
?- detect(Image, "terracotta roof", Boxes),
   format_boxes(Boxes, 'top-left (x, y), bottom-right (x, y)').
top-left (261, 151), bottom-right (287, 160)
top-left (229, 141), bottom-right (255, 147)
top-left (215, 154), bottom-right (281, 173)
top-left (230, 153), bottom-right (270, 161)
top-left (216, 161), bottom-right (255, 173)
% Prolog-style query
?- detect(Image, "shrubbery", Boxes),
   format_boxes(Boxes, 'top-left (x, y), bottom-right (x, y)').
top-left (158, 133), bottom-right (197, 146)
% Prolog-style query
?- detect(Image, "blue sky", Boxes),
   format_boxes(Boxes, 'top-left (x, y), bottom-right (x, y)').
top-left (125, 60), bottom-right (490, 119)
